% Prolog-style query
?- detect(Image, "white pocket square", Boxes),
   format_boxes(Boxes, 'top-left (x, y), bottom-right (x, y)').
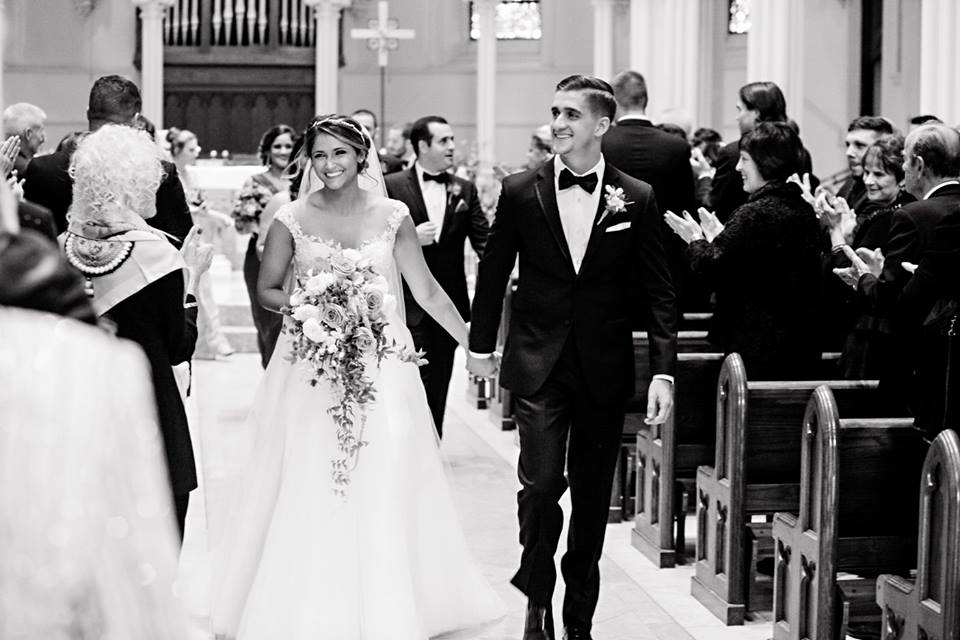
top-left (605, 222), bottom-right (631, 233)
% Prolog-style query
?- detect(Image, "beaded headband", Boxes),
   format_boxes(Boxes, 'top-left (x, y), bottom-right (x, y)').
top-left (309, 116), bottom-right (371, 148)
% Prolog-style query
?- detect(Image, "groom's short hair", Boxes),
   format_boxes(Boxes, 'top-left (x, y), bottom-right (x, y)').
top-left (410, 115), bottom-right (448, 156)
top-left (555, 75), bottom-right (616, 121)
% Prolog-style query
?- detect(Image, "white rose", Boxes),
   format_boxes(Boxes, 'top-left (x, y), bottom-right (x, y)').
top-left (342, 248), bottom-right (363, 264)
top-left (292, 304), bottom-right (321, 322)
top-left (289, 290), bottom-right (305, 306)
top-left (301, 317), bottom-right (327, 343)
top-left (305, 272), bottom-right (337, 294)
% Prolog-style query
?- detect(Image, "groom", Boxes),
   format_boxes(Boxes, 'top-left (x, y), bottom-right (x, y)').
top-left (468, 75), bottom-right (677, 640)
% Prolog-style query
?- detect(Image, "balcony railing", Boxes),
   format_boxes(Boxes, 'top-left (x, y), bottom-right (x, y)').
top-left (163, 0), bottom-right (317, 65)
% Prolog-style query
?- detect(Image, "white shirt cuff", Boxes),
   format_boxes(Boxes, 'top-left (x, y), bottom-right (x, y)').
top-left (469, 351), bottom-right (494, 359)
top-left (652, 374), bottom-right (674, 384)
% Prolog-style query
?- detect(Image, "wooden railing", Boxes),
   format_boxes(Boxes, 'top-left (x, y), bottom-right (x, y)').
top-left (163, 0), bottom-right (316, 50)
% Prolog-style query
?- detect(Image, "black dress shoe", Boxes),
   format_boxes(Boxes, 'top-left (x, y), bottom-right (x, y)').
top-left (562, 627), bottom-right (594, 640)
top-left (523, 601), bottom-right (555, 640)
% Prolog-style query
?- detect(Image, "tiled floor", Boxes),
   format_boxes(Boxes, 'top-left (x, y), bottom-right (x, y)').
top-left (177, 261), bottom-right (774, 640)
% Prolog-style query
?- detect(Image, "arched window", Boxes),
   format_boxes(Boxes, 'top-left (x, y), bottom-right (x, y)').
top-left (469, 1), bottom-right (542, 40)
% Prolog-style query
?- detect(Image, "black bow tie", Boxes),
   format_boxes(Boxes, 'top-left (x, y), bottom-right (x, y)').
top-left (422, 171), bottom-right (450, 184)
top-left (558, 168), bottom-right (598, 194)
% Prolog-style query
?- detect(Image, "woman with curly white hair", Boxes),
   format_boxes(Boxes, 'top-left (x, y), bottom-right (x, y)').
top-left (61, 123), bottom-right (212, 538)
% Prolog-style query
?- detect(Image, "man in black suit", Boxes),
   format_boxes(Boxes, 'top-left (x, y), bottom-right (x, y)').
top-left (842, 123), bottom-right (960, 429)
top-left (351, 108), bottom-right (404, 175)
top-left (835, 116), bottom-right (895, 214)
top-left (384, 115), bottom-right (489, 438)
top-left (23, 75), bottom-right (191, 245)
top-left (2, 102), bottom-right (47, 176)
top-left (468, 75), bottom-right (677, 640)
top-left (602, 70), bottom-right (701, 311)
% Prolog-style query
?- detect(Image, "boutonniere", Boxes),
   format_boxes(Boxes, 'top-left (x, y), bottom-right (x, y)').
top-left (446, 182), bottom-right (462, 199)
top-left (598, 185), bottom-right (633, 226)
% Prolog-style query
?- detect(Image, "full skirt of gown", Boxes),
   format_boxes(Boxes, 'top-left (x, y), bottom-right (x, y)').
top-left (211, 319), bottom-right (504, 640)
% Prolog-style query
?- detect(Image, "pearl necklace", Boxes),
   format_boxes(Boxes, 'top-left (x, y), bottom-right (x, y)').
top-left (64, 232), bottom-right (134, 297)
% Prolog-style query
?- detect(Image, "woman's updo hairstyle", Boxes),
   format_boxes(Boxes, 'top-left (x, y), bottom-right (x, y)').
top-left (257, 123), bottom-right (296, 166)
top-left (740, 121), bottom-right (804, 183)
top-left (165, 127), bottom-right (197, 157)
top-left (304, 114), bottom-right (371, 172)
top-left (862, 133), bottom-right (906, 183)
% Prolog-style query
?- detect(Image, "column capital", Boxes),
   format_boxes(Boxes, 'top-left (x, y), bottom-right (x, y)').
top-left (130, 0), bottom-right (175, 19)
top-left (303, 0), bottom-right (352, 13)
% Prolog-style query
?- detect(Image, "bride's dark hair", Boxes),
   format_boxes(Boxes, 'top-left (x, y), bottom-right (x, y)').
top-left (304, 114), bottom-right (370, 172)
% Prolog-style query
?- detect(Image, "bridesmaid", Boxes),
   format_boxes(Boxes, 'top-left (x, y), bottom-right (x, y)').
top-left (237, 124), bottom-right (295, 367)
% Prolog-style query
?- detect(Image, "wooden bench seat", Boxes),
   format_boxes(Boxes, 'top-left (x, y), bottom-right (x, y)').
top-left (771, 385), bottom-right (927, 640)
top-left (875, 428), bottom-right (960, 640)
top-left (691, 354), bottom-right (886, 625)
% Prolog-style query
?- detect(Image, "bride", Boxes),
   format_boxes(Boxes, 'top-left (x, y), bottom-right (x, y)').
top-left (210, 115), bottom-right (504, 639)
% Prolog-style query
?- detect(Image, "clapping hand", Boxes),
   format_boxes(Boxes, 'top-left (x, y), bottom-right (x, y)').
top-left (0, 136), bottom-right (20, 178)
top-left (697, 207), bottom-right (724, 242)
top-left (787, 172), bottom-right (817, 208)
top-left (664, 210), bottom-right (704, 244)
top-left (833, 245), bottom-right (883, 289)
top-left (180, 226), bottom-right (215, 295)
top-left (901, 261), bottom-right (918, 274)
top-left (690, 147), bottom-right (714, 180)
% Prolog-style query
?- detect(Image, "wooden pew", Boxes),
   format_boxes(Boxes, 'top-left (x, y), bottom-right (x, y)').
top-left (875, 428), bottom-right (960, 640)
top-left (630, 351), bottom-right (724, 566)
top-left (608, 329), bottom-right (716, 523)
top-left (691, 353), bottom-right (885, 625)
top-left (771, 385), bottom-right (926, 640)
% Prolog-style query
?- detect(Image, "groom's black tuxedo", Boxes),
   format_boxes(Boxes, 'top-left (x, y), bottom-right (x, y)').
top-left (385, 167), bottom-right (489, 436)
top-left (469, 158), bottom-right (677, 628)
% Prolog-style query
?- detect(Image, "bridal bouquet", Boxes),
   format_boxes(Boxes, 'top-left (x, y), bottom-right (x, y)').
top-left (281, 250), bottom-right (422, 496)
top-left (231, 182), bottom-right (275, 233)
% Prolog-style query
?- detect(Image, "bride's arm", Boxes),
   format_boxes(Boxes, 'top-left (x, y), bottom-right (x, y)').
top-left (394, 216), bottom-right (469, 349)
top-left (256, 220), bottom-right (295, 313)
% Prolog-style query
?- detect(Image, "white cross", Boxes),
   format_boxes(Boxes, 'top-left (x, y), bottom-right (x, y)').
top-left (349, 1), bottom-right (415, 68)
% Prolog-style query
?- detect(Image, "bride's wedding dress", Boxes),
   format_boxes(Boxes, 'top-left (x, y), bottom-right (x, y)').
top-left (211, 199), bottom-right (503, 639)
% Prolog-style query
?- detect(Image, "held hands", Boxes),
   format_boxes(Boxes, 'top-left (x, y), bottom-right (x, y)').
top-left (645, 378), bottom-right (673, 425)
top-left (664, 207), bottom-right (723, 244)
top-left (466, 352), bottom-right (500, 379)
top-left (415, 221), bottom-right (438, 246)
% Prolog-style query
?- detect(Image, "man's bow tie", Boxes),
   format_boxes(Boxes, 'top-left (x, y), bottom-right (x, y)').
top-left (422, 171), bottom-right (451, 184)
top-left (558, 168), bottom-right (598, 194)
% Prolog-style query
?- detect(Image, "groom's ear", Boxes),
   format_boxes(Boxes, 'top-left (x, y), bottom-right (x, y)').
top-left (594, 116), bottom-right (612, 138)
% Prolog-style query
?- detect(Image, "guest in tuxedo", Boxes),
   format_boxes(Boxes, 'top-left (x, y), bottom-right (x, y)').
top-left (2, 102), bottom-right (46, 176)
top-left (709, 81), bottom-right (814, 222)
top-left (526, 124), bottom-right (554, 170)
top-left (468, 75), bottom-right (677, 640)
top-left (62, 124), bottom-right (211, 538)
top-left (385, 121), bottom-right (416, 171)
top-left (834, 116), bottom-right (896, 215)
top-left (22, 75), bottom-right (192, 244)
top-left (385, 115), bottom-right (489, 437)
top-left (666, 122), bottom-right (822, 380)
top-left (603, 70), bottom-right (701, 311)
top-left (351, 108), bottom-right (404, 175)
top-left (237, 123), bottom-right (295, 367)
top-left (838, 123), bottom-right (960, 426)
top-left (823, 134), bottom-right (914, 378)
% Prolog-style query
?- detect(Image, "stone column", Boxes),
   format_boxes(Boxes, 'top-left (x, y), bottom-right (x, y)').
top-left (627, 0), bottom-right (705, 123)
top-left (745, 0), bottom-right (804, 128)
top-left (132, 0), bottom-right (175, 127)
top-left (475, 0), bottom-right (497, 169)
top-left (304, 0), bottom-right (351, 115)
top-left (592, 0), bottom-right (617, 81)
top-left (920, 0), bottom-right (960, 123)
top-left (0, 0), bottom-right (6, 109)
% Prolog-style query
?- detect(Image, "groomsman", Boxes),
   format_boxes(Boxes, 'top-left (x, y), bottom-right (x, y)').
top-left (468, 75), bottom-right (677, 640)
top-left (385, 115), bottom-right (489, 437)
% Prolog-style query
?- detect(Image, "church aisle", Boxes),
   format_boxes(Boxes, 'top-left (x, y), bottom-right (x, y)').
top-left (175, 318), bottom-right (770, 639)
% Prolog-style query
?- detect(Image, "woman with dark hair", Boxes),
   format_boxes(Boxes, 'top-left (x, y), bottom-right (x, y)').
top-left (235, 123), bottom-right (295, 367)
top-left (828, 134), bottom-right (915, 378)
top-left (211, 114), bottom-right (503, 638)
top-left (666, 122), bottom-right (823, 379)
top-left (709, 81), bottom-right (815, 221)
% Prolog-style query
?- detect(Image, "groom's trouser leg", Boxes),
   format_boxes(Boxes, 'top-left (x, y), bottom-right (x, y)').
top-left (510, 346), bottom-right (579, 604)
top-left (409, 318), bottom-right (456, 438)
top-left (560, 400), bottom-right (625, 629)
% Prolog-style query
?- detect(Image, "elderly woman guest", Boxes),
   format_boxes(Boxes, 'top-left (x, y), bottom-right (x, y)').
top-left (236, 123), bottom-right (295, 367)
top-left (665, 121), bottom-right (822, 380)
top-left (826, 134), bottom-right (914, 378)
top-left (167, 127), bottom-right (234, 359)
top-left (61, 124), bottom-right (212, 537)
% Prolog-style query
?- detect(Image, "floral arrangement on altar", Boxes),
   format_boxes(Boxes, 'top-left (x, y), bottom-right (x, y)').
top-left (230, 182), bottom-right (275, 233)
top-left (281, 249), bottom-right (422, 496)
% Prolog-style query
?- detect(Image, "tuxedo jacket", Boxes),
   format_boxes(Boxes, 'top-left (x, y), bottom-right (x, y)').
top-left (469, 160), bottom-right (678, 405)
top-left (601, 119), bottom-right (696, 217)
top-left (384, 167), bottom-right (489, 326)
top-left (23, 150), bottom-right (192, 246)
top-left (858, 183), bottom-right (960, 313)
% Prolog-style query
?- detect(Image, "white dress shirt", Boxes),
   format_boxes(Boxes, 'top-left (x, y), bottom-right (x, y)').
top-left (923, 180), bottom-right (960, 200)
top-left (416, 163), bottom-right (448, 243)
top-left (554, 154), bottom-right (604, 273)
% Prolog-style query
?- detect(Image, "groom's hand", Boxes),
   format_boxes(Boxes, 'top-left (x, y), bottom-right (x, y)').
top-left (645, 378), bottom-right (674, 425)
top-left (467, 352), bottom-right (498, 378)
